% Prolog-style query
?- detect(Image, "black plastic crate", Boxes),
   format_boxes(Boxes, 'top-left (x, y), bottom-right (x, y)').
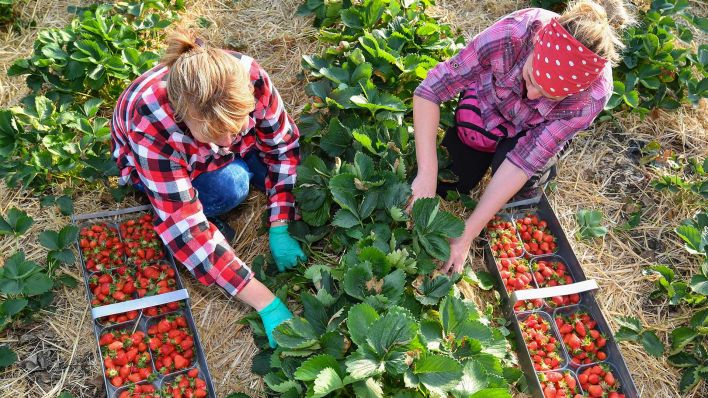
top-left (484, 195), bottom-right (639, 398)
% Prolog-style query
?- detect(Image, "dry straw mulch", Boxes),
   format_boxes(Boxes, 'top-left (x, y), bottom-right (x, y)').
top-left (0, 0), bottom-right (707, 397)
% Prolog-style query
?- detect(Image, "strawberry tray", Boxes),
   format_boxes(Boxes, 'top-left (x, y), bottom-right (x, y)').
top-left (72, 205), bottom-right (216, 398)
top-left (484, 195), bottom-right (638, 398)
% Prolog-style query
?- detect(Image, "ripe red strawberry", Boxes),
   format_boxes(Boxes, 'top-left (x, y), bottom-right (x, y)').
top-left (161, 371), bottom-right (209, 398)
top-left (487, 216), bottom-right (523, 258)
top-left (117, 383), bottom-right (159, 398)
top-left (516, 213), bottom-right (558, 256)
top-left (120, 214), bottom-right (165, 266)
top-left (577, 364), bottom-right (624, 397)
top-left (99, 329), bottom-right (152, 387)
top-left (555, 312), bottom-right (607, 365)
top-left (148, 314), bottom-right (196, 375)
top-left (532, 259), bottom-right (581, 308)
top-left (89, 269), bottom-right (138, 325)
top-left (537, 370), bottom-right (580, 397)
top-left (497, 257), bottom-right (543, 311)
top-left (80, 223), bottom-right (125, 272)
top-left (520, 314), bottom-right (564, 371)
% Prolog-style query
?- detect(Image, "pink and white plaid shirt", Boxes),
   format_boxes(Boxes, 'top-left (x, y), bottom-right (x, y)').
top-left (414, 8), bottom-right (612, 177)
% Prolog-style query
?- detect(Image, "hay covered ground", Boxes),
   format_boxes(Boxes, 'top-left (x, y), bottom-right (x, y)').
top-left (0, 0), bottom-right (706, 397)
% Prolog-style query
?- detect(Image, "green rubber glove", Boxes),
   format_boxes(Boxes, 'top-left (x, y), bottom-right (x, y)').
top-left (258, 297), bottom-right (293, 348)
top-left (269, 225), bottom-right (307, 272)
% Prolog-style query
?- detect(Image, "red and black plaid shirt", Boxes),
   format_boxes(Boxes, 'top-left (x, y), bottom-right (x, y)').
top-left (110, 52), bottom-right (300, 296)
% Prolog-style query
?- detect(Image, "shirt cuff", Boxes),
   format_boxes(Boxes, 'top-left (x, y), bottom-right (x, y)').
top-left (413, 85), bottom-right (443, 105)
top-left (505, 152), bottom-right (536, 179)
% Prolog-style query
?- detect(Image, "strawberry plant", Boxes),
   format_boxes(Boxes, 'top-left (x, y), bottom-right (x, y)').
top-left (0, 0), bottom-right (15, 26)
top-left (0, 1), bottom-right (183, 190)
top-left (251, 1), bottom-right (522, 396)
top-left (98, 329), bottom-right (153, 387)
top-left (606, 0), bottom-right (708, 114)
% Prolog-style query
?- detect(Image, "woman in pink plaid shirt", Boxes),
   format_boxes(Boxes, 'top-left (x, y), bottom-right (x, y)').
top-left (408, 0), bottom-right (635, 273)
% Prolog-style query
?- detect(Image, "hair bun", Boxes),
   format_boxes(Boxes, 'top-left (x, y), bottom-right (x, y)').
top-left (162, 29), bottom-right (206, 67)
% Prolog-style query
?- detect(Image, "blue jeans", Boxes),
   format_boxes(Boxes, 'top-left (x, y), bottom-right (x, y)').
top-left (134, 151), bottom-right (267, 217)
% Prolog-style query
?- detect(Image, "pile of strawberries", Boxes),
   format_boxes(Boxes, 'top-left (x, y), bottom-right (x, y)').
top-left (537, 370), bottom-right (580, 397)
top-left (498, 257), bottom-right (543, 311)
top-left (99, 329), bottom-right (153, 388)
top-left (136, 262), bottom-right (181, 317)
top-left (89, 267), bottom-right (139, 324)
top-left (520, 314), bottom-right (564, 371)
top-left (516, 213), bottom-right (557, 256)
top-left (556, 312), bottom-right (607, 365)
top-left (120, 214), bottom-right (165, 266)
top-left (533, 259), bottom-right (580, 308)
top-left (578, 364), bottom-right (624, 397)
top-left (80, 223), bottom-right (125, 272)
top-left (487, 216), bottom-right (523, 258)
top-left (161, 368), bottom-right (208, 397)
top-left (147, 314), bottom-right (196, 375)
top-left (117, 384), bottom-right (159, 398)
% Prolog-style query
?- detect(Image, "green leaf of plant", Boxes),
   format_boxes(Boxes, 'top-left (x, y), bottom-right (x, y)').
top-left (576, 209), bottom-right (607, 239)
top-left (689, 274), bottom-right (708, 295)
top-left (332, 209), bottom-right (360, 229)
top-left (56, 195), bottom-right (74, 216)
top-left (347, 303), bottom-right (380, 348)
top-left (1, 298), bottom-right (28, 317)
top-left (366, 306), bottom-right (418, 355)
top-left (0, 207), bottom-right (34, 236)
top-left (670, 327), bottom-right (699, 354)
top-left (312, 367), bottom-right (344, 397)
top-left (23, 273), bottom-right (53, 296)
top-left (675, 224), bottom-right (705, 255)
top-left (273, 317), bottom-right (320, 350)
top-left (352, 378), bottom-right (384, 398)
top-left (640, 330), bottom-right (665, 357)
top-left (263, 372), bottom-right (301, 393)
top-left (414, 354), bottom-right (463, 394)
top-left (667, 352), bottom-right (700, 368)
top-left (615, 316), bottom-right (643, 333)
top-left (320, 118), bottom-right (352, 157)
top-left (294, 354), bottom-right (341, 381)
top-left (0, 346), bottom-right (17, 368)
top-left (679, 367), bottom-right (700, 394)
top-left (39, 230), bottom-right (61, 251)
top-left (614, 327), bottom-right (640, 342)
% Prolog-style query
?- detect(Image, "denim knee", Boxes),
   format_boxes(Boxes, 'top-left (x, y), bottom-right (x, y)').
top-left (193, 158), bottom-right (251, 217)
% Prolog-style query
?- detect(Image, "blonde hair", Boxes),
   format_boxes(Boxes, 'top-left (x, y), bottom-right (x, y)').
top-left (162, 30), bottom-right (255, 140)
top-left (558, 0), bottom-right (636, 65)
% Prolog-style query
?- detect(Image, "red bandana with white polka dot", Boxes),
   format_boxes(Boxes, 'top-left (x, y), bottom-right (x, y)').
top-left (531, 18), bottom-right (608, 96)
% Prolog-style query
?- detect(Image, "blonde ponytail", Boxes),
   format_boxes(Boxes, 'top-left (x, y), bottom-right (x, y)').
top-left (558, 0), bottom-right (636, 65)
top-left (161, 29), bottom-right (255, 141)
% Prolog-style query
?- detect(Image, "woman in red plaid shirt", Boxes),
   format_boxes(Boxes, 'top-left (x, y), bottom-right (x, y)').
top-left (111, 31), bottom-right (303, 347)
top-left (409, 0), bottom-right (635, 273)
